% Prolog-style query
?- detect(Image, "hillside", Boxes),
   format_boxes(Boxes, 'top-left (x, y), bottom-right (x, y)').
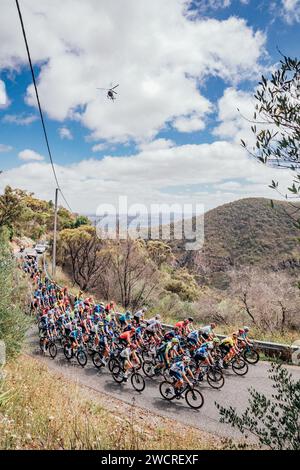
top-left (171, 198), bottom-right (300, 288)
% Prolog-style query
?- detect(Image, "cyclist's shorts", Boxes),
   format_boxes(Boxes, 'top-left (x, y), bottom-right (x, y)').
top-left (220, 344), bottom-right (231, 354)
top-left (119, 338), bottom-right (128, 347)
top-left (187, 337), bottom-right (197, 345)
top-left (169, 369), bottom-right (182, 381)
top-left (195, 353), bottom-right (206, 363)
top-left (201, 333), bottom-right (209, 340)
top-left (145, 329), bottom-right (155, 337)
top-left (157, 351), bottom-right (167, 366)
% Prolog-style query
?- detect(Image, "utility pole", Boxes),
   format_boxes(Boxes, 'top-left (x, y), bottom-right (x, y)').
top-left (52, 188), bottom-right (59, 277)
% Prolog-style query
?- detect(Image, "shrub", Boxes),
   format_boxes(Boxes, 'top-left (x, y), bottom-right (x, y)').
top-left (216, 363), bottom-right (300, 450)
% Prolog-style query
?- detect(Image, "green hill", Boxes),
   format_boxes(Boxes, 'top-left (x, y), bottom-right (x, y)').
top-left (172, 198), bottom-right (300, 288)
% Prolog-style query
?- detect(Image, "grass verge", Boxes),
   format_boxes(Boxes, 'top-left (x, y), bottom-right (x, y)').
top-left (0, 355), bottom-right (228, 450)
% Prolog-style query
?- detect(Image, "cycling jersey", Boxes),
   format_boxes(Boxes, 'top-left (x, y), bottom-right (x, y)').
top-left (146, 320), bottom-right (161, 332)
top-left (221, 337), bottom-right (234, 348)
top-left (187, 330), bottom-right (199, 343)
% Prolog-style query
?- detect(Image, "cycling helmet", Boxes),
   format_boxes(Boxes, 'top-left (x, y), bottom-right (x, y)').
top-left (155, 314), bottom-right (161, 320)
top-left (207, 342), bottom-right (214, 350)
top-left (171, 337), bottom-right (179, 344)
top-left (213, 337), bottom-right (220, 344)
top-left (238, 328), bottom-right (245, 335)
top-left (182, 355), bottom-right (191, 363)
top-left (188, 317), bottom-right (194, 322)
top-left (244, 326), bottom-right (250, 332)
top-left (125, 311), bottom-right (132, 318)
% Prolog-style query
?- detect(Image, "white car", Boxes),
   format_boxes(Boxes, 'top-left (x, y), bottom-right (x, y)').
top-left (34, 244), bottom-right (47, 254)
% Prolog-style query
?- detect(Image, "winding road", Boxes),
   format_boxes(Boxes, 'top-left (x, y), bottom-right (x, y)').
top-left (25, 326), bottom-right (300, 440)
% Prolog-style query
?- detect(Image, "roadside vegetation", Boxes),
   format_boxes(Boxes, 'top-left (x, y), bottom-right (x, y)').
top-left (0, 229), bottom-right (30, 360)
top-left (216, 363), bottom-right (300, 450)
top-left (0, 356), bottom-right (225, 450)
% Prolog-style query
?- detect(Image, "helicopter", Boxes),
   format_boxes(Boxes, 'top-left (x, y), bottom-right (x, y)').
top-left (97, 84), bottom-right (119, 101)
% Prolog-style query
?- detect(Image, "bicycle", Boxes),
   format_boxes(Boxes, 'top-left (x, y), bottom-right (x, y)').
top-left (159, 380), bottom-right (204, 410)
top-left (191, 362), bottom-right (225, 389)
top-left (111, 363), bottom-right (146, 392)
top-left (39, 334), bottom-right (57, 359)
top-left (242, 343), bottom-right (260, 365)
top-left (63, 341), bottom-right (88, 367)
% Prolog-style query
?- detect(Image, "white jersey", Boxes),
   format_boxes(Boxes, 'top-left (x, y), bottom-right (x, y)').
top-left (146, 320), bottom-right (161, 332)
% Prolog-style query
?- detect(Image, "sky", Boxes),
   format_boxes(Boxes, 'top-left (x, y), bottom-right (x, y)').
top-left (0, 0), bottom-right (299, 215)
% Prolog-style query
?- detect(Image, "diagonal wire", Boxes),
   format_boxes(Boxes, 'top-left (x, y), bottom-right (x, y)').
top-left (15, 0), bottom-right (73, 212)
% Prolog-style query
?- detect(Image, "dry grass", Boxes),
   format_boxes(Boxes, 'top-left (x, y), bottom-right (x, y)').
top-left (0, 356), bottom-right (226, 450)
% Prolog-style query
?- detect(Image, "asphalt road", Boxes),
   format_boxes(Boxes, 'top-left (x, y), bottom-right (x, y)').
top-left (25, 327), bottom-right (300, 441)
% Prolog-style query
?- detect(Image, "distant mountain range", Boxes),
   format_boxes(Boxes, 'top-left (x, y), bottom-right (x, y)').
top-left (171, 197), bottom-right (300, 288)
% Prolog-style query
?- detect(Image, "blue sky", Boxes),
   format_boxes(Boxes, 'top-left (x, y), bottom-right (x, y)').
top-left (0, 0), bottom-right (299, 213)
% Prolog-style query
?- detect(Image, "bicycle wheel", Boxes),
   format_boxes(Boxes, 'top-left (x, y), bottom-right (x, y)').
top-left (133, 352), bottom-right (142, 371)
top-left (232, 357), bottom-right (249, 376)
top-left (131, 372), bottom-right (145, 392)
top-left (108, 357), bottom-right (119, 372)
top-left (163, 368), bottom-right (172, 382)
top-left (159, 381), bottom-right (176, 401)
top-left (243, 348), bottom-right (259, 365)
top-left (63, 344), bottom-right (73, 360)
top-left (39, 338), bottom-right (46, 352)
top-left (49, 341), bottom-right (57, 359)
top-left (92, 352), bottom-right (104, 369)
top-left (185, 389), bottom-right (204, 409)
top-left (206, 368), bottom-right (224, 389)
top-left (112, 365), bottom-right (125, 383)
top-left (142, 360), bottom-right (156, 378)
top-left (77, 350), bottom-right (88, 367)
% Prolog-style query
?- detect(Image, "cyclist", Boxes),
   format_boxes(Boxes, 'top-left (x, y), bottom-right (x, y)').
top-left (157, 337), bottom-right (180, 369)
top-left (175, 318), bottom-right (194, 335)
top-left (220, 332), bottom-right (240, 366)
top-left (194, 341), bottom-right (214, 368)
top-left (169, 356), bottom-right (194, 395)
top-left (199, 323), bottom-right (216, 342)
top-left (119, 343), bottom-right (137, 380)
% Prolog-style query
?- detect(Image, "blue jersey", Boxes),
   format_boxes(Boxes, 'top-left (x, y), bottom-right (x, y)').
top-left (195, 344), bottom-right (209, 357)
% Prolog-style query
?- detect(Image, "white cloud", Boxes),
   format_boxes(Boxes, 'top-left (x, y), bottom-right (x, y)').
top-left (0, 0), bottom-right (266, 143)
top-left (59, 127), bottom-right (73, 140)
top-left (0, 144), bottom-right (13, 153)
top-left (0, 80), bottom-right (9, 108)
top-left (281, 0), bottom-right (300, 24)
top-left (92, 143), bottom-right (108, 152)
top-left (18, 149), bottom-right (45, 162)
top-left (213, 87), bottom-right (256, 144)
top-left (1, 139), bottom-right (291, 214)
top-left (2, 113), bottom-right (38, 125)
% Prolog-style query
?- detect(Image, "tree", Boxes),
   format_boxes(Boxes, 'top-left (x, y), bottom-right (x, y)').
top-left (59, 226), bottom-right (111, 291)
top-left (73, 215), bottom-right (91, 228)
top-left (109, 239), bottom-right (160, 310)
top-left (216, 363), bottom-right (300, 450)
top-left (0, 186), bottom-right (26, 236)
top-left (242, 55), bottom-right (300, 204)
top-left (164, 268), bottom-right (200, 302)
top-left (229, 267), bottom-right (299, 333)
top-left (145, 240), bottom-right (174, 268)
